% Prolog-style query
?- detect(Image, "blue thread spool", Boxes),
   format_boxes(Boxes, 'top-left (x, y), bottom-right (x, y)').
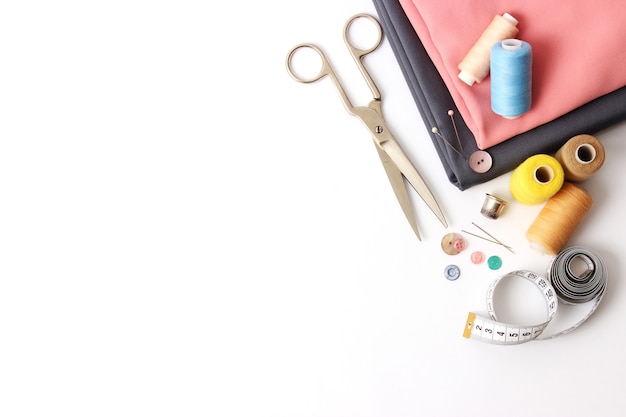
top-left (490, 39), bottom-right (532, 118)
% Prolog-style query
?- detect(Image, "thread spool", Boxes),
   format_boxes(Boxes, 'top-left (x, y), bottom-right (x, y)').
top-left (458, 13), bottom-right (519, 86)
top-left (526, 182), bottom-right (593, 256)
top-left (490, 39), bottom-right (532, 118)
top-left (510, 154), bottom-right (564, 205)
top-left (554, 134), bottom-right (605, 181)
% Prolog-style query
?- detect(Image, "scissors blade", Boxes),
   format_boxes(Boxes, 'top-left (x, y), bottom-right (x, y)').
top-left (375, 143), bottom-right (421, 240)
top-left (378, 138), bottom-right (448, 229)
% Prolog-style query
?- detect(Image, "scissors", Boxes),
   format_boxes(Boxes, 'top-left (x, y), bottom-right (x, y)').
top-left (286, 13), bottom-right (447, 240)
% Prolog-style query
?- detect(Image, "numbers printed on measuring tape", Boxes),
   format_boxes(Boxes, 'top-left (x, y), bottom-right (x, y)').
top-left (463, 270), bottom-right (557, 345)
top-left (466, 313), bottom-right (546, 344)
top-left (463, 249), bottom-right (608, 345)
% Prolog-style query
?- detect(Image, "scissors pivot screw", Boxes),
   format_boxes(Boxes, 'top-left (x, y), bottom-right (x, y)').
top-left (286, 13), bottom-right (448, 240)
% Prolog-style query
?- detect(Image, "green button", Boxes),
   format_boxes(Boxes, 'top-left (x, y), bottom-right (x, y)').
top-left (487, 255), bottom-right (502, 270)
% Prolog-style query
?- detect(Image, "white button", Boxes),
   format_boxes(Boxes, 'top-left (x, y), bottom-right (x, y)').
top-left (469, 150), bottom-right (492, 173)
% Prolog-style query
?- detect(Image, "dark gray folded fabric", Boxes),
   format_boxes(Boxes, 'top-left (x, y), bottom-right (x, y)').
top-left (373, 0), bottom-right (626, 190)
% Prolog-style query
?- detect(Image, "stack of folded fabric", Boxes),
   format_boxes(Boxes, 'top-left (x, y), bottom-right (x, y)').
top-left (372, 0), bottom-right (626, 190)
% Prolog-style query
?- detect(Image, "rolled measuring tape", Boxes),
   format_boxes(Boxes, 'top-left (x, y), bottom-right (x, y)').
top-left (463, 247), bottom-right (607, 345)
top-left (543, 246), bottom-right (608, 339)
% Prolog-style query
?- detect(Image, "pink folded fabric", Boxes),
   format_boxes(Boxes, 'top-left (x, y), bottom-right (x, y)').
top-left (400, 0), bottom-right (626, 149)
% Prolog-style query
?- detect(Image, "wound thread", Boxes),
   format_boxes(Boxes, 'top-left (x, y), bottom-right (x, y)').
top-left (510, 154), bottom-right (564, 205)
top-left (554, 134), bottom-right (605, 182)
top-left (458, 13), bottom-right (519, 86)
top-left (490, 39), bottom-right (532, 118)
top-left (525, 182), bottom-right (593, 256)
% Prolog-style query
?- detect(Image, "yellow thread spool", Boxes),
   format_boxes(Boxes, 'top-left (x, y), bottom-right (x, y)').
top-left (510, 154), bottom-right (564, 205)
top-left (458, 13), bottom-right (519, 86)
top-left (525, 182), bottom-right (593, 256)
top-left (554, 134), bottom-right (605, 182)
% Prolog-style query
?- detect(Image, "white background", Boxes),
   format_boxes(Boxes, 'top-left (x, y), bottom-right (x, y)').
top-left (2, 1), bottom-right (625, 416)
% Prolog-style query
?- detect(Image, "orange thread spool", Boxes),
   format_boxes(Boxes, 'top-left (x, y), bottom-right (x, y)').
top-left (525, 182), bottom-right (593, 256)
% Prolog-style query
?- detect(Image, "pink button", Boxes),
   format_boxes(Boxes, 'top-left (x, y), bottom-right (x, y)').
top-left (469, 150), bottom-right (493, 173)
top-left (471, 251), bottom-right (485, 264)
top-left (453, 238), bottom-right (466, 252)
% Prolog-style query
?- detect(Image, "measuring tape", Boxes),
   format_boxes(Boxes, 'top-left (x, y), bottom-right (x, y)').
top-left (463, 247), bottom-right (607, 345)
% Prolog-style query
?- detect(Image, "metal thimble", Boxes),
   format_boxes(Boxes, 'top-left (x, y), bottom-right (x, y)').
top-left (480, 193), bottom-right (508, 219)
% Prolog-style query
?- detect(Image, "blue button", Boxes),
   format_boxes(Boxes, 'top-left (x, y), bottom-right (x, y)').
top-left (444, 264), bottom-right (461, 280)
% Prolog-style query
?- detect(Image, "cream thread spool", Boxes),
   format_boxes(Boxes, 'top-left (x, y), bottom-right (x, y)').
top-left (458, 13), bottom-right (519, 86)
top-left (525, 182), bottom-right (593, 256)
top-left (554, 134), bottom-right (605, 181)
top-left (510, 154), bottom-right (564, 205)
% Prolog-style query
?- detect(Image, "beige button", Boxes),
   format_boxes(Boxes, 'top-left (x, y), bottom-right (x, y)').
top-left (441, 233), bottom-right (466, 255)
top-left (469, 150), bottom-right (492, 173)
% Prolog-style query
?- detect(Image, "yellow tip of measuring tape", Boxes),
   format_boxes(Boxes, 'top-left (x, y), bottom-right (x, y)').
top-left (463, 312), bottom-right (476, 338)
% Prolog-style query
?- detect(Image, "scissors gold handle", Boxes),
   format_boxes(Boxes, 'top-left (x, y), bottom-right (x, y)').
top-left (286, 14), bottom-right (382, 113)
top-left (286, 14), bottom-right (447, 240)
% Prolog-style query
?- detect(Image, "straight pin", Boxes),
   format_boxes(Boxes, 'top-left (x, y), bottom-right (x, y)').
top-left (431, 127), bottom-right (466, 159)
top-left (447, 110), bottom-right (464, 153)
